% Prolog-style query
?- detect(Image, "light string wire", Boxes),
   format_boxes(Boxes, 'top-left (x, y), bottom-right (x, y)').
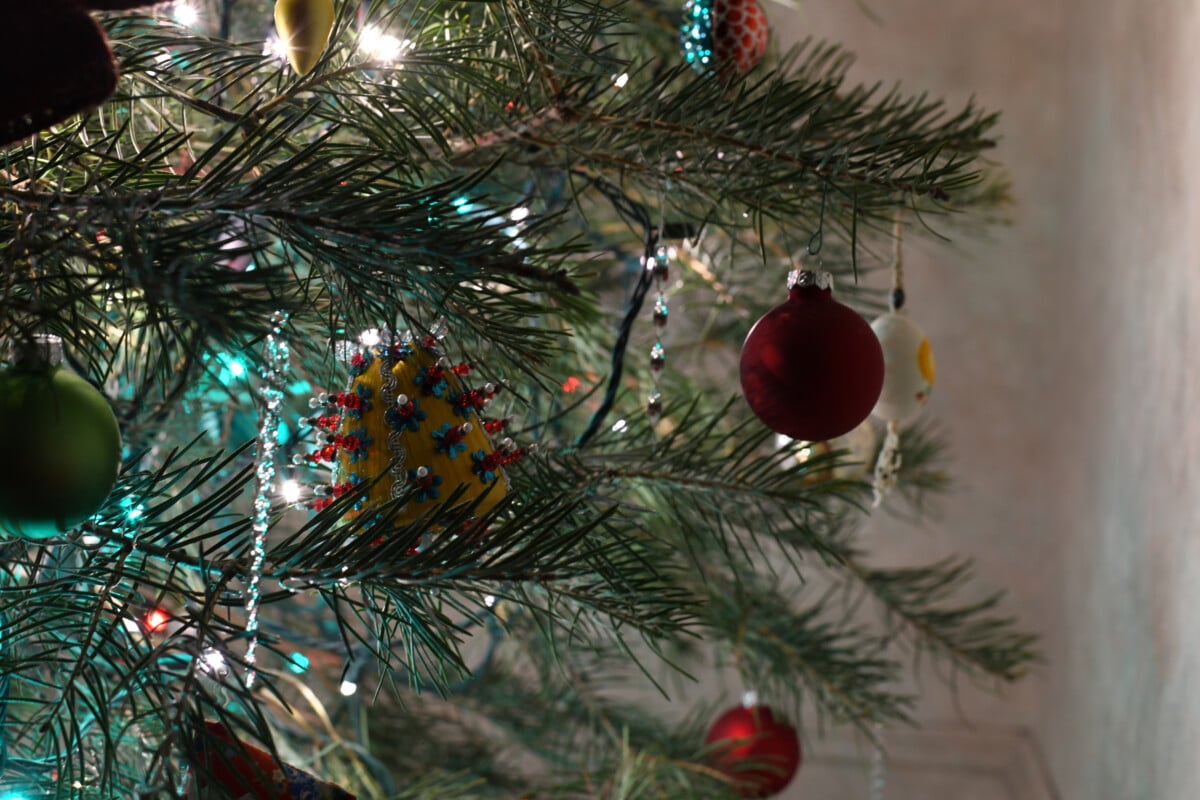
top-left (573, 172), bottom-right (658, 446)
top-left (245, 310), bottom-right (291, 688)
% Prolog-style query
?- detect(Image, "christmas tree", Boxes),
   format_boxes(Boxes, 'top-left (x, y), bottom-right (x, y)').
top-left (0, 1), bottom-right (1036, 797)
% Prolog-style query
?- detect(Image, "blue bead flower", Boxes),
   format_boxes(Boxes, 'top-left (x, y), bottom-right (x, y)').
top-left (413, 366), bottom-right (449, 398)
top-left (349, 349), bottom-right (374, 377)
top-left (344, 384), bottom-right (372, 419)
top-left (432, 422), bottom-right (468, 458)
top-left (385, 397), bottom-right (426, 433)
top-left (407, 468), bottom-right (443, 502)
top-left (470, 449), bottom-right (498, 484)
top-left (341, 427), bottom-right (372, 463)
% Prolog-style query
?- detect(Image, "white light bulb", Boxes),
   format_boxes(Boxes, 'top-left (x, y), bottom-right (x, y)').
top-left (264, 35), bottom-right (289, 61)
top-left (509, 206), bottom-right (530, 222)
top-left (359, 328), bottom-right (382, 346)
top-left (484, 594), bottom-right (497, 608)
top-left (280, 480), bottom-right (303, 504)
top-left (611, 419), bottom-right (628, 433)
top-left (340, 679), bottom-right (358, 696)
top-left (613, 72), bottom-right (630, 89)
top-left (361, 25), bottom-right (405, 63)
top-left (172, 2), bottom-right (200, 26)
top-left (201, 649), bottom-right (227, 674)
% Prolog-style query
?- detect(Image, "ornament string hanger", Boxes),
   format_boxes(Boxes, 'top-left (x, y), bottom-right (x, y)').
top-left (889, 213), bottom-right (905, 312)
top-left (806, 183), bottom-right (828, 258)
top-left (244, 310), bottom-right (291, 689)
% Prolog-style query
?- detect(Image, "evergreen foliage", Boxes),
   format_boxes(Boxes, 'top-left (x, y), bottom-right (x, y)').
top-left (0, 0), bottom-right (1032, 796)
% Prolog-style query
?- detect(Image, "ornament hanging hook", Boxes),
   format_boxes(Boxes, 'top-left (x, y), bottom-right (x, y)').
top-left (806, 182), bottom-right (829, 257)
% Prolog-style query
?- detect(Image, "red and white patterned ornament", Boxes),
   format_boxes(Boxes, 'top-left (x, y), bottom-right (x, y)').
top-left (713, 0), bottom-right (769, 74)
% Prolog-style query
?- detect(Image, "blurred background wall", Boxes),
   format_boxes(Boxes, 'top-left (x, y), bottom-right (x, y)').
top-left (771, 1), bottom-right (1200, 797)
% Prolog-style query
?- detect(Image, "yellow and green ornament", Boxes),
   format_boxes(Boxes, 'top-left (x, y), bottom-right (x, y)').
top-left (0, 336), bottom-right (122, 540)
top-left (274, 0), bottom-right (336, 75)
top-left (305, 335), bottom-right (516, 529)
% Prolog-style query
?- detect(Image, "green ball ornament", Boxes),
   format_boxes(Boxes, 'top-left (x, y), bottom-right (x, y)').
top-left (0, 340), bottom-right (122, 539)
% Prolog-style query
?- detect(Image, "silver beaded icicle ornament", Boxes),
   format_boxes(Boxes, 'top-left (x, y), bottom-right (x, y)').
top-left (647, 244), bottom-right (669, 423)
top-left (244, 310), bottom-right (290, 688)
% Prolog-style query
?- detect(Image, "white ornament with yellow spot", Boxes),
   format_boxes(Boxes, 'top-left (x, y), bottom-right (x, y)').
top-left (870, 312), bottom-right (935, 423)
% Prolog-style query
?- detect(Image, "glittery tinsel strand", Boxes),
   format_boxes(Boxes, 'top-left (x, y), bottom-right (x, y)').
top-left (245, 310), bottom-right (290, 688)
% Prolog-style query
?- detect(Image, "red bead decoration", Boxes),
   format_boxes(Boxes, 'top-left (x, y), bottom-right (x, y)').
top-left (705, 703), bottom-right (801, 797)
top-left (714, 0), bottom-right (769, 74)
top-left (739, 274), bottom-right (884, 442)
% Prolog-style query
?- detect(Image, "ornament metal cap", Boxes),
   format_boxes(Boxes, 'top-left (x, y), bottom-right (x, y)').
top-left (787, 269), bottom-right (833, 291)
top-left (7, 333), bottom-right (63, 368)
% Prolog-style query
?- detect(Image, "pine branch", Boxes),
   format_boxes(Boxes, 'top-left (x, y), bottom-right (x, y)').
top-left (848, 556), bottom-right (1039, 683)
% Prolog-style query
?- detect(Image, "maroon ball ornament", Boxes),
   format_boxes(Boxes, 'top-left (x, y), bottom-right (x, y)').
top-left (739, 270), bottom-right (884, 442)
top-left (705, 701), bottom-right (802, 797)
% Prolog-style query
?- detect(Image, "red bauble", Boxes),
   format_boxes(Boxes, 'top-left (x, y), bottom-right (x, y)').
top-left (705, 703), bottom-right (802, 797)
top-left (714, 0), bottom-right (769, 73)
top-left (191, 721), bottom-right (357, 799)
top-left (739, 273), bottom-right (884, 442)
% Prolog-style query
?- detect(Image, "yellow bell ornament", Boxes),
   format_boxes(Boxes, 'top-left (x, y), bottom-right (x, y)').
top-left (274, 0), bottom-right (336, 76)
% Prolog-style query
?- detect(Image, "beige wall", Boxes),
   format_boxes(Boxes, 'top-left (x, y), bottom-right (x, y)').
top-left (777, 1), bottom-right (1200, 797)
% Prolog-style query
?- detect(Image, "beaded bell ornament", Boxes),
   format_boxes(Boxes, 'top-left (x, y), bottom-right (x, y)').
top-left (299, 331), bottom-right (527, 530)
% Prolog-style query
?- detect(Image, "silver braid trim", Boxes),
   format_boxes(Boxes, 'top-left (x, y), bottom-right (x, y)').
top-left (378, 351), bottom-right (409, 498)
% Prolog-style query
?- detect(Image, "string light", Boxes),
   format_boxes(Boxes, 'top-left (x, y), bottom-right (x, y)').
top-left (121, 498), bottom-right (146, 523)
top-left (287, 652), bottom-right (310, 674)
top-left (610, 418), bottom-right (628, 433)
top-left (509, 206), bottom-right (530, 222)
top-left (279, 479), bottom-right (303, 504)
top-left (198, 650), bottom-right (229, 683)
top-left (263, 35), bottom-right (289, 62)
top-left (613, 72), bottom-right (630, 89)
top-left (172, 2), bottom-right (200, 27)
top-left (360, 26), bottom-right (410, 64)
top-left (212, 352), bottom-right (247, 385)
top-left (359, 328), bottom-right (383, 347)
top-left (339, 679), bottom-right (358, 696)
top-left (143, 608), bottom-right (169, 633)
